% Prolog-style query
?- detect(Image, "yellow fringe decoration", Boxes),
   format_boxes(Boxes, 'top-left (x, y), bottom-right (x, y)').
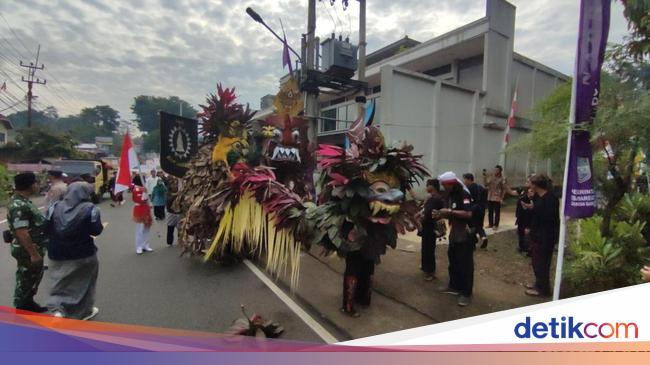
top-left (205, 190), bottom-right (301, 290)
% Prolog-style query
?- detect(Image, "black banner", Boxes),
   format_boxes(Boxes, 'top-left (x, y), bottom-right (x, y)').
top-left (159, 111), bottom-right (198, 177)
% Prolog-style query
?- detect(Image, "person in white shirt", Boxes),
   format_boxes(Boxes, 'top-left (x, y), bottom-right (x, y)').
top-left (144, 169), bottom-right (159, 196)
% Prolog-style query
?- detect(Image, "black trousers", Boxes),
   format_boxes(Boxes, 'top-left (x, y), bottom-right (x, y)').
top-left (344, 251), bottom-right (375, 305)
top-left (531, 240), bottom-right (554, 296)
top-left (167, 225), bottom-right (175, 246)
top-left (421, 230), bottom-right (437, 274)
top-left (153, 206), bottom-right (165, 220)
top-left (517, 225), bottom-right (529, 253)
top-left (487, 201), bottom-right (501, 227)
top-left (472, 208), bottom-right (487, 238)
top-left (447, 238), bottom-right (474, 297)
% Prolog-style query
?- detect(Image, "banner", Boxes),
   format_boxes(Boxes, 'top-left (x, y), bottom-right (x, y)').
top-left (564, 0), bottom-right (611, 218)
top-left (159, 111), bottom-right (198, 177)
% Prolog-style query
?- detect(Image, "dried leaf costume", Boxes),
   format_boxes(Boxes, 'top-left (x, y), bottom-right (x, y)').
top-left (307, 105), bottom-right (429, 316)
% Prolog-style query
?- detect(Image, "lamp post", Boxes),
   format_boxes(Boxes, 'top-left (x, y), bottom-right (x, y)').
top-left (245, 7), bottom-right (302, 62)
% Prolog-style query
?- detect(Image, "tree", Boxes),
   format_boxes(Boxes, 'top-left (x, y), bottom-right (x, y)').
top-left (131, 96), bottom-right (198, 133)
top-left (142, 129), bottom-right (160, 153)
top-left (617, 0), bottom-right (650, 61)
top-left (79, 105), bottom-right (121, 131)
top-left (15, 128), bottom-right (79, 160)
top-left (6, 109), bottom-right (57, 130)
top-left (510, 49), bottom-right (650, 237)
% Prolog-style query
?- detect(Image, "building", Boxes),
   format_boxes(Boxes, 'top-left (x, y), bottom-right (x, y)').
top-left (257, 0), bottom-right (567, 189)
top-left (95, 136), bottom-right (114, 155)
top-left (0, 115), bottom-right (15, 146)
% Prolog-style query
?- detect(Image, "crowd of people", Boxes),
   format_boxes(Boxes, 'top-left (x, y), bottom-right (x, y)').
top-left (419, 166), bottom-right (562, 307)
top-left (4, 165), bottom-right (649, 317)
top-left (3, 168), bottom-right (179, 319)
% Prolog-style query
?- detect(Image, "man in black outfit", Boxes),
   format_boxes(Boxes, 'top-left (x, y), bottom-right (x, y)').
top-left (420, 179), bottom-right (444, 281)
top-left (522, 174), bottom-right (560, 297)
top-left (463, 173), bottom-right (488, 249)
top-left (515, 187), bottom-right (535, 255)
top-left (435, 172), bottom-right (474, 307)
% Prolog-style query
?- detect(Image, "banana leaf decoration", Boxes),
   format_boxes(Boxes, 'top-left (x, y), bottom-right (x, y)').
top-left (204, 163), bottom-right (310, 290)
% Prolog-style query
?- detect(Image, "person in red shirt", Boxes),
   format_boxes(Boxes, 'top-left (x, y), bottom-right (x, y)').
top-left (131, 175), bottom-right (153, 255)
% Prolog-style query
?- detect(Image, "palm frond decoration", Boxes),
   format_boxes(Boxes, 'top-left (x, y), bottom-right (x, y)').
top-left (204, 163), bottom-right (308, 289)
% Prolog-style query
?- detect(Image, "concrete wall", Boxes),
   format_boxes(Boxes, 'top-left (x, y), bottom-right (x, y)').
top-left (380, 66), bottom-right (479, 194)
top-left (458, 56), bottom-right (484, 91)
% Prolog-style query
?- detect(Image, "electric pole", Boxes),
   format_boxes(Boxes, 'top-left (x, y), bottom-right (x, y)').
top-left (304, 0), bottom-right (318, 143)
top-left (20, 44), bottom-right (46, 128)
top-left (358, 0), bottom-right (367, 84)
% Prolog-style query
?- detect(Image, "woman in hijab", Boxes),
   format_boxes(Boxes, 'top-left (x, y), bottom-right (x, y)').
top-left (46, 182), bottom-right (103, 320)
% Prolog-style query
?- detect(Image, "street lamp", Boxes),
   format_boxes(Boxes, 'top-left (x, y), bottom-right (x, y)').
top-left (245, 7), bottom-right (302, 62)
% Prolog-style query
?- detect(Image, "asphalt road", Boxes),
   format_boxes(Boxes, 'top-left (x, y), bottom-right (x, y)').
top-left (0, 196), bottom-right (326, 343)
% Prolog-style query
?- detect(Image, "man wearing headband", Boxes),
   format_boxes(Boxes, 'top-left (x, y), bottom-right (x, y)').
top-left (6, 172), bottom-right (48, 312)
top-left (434, 171), bottom-right (474, 307)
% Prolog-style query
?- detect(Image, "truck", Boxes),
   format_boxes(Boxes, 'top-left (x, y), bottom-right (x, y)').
top-left (51, 159), bottom-right (113, 203)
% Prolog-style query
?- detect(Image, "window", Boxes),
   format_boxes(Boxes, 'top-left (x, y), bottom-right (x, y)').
top-left (0, 132), bottom-right (5, 144)
top-left (372, 85), bottom-right (381, 94)
top-left (424, 64), bottom-right (452, 77)
top-left (321, 109), bottom-right (337, 132)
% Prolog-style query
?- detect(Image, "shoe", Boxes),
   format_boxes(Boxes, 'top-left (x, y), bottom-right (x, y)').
top-left (438, 286), bottom-right (461, 295)
top-left (525, 283), bottom-right (536, 290)
top-left (525, 288), bottom-right (548, 297)
top-left (143, 247), bottom-right (154, 252)
top-left (51, 310), bottom-right (64, 318)
top-left (493, 226), bottom-right (499, 231)
top-left (18, 302), bottom-right (48, 313)
top-left (424, 274), bottom-right (434, 281)
top-left (136, 249), bottom-right (143, 255)
top-left (82, 307), bottom-right (99, 321)
top-left (480, 238), bottom-right (488, 249)
top-left (457, 296), bottom-right (471, 307)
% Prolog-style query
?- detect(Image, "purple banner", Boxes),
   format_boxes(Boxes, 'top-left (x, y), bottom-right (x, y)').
top-left (564, 0), bottom-right (611, 218)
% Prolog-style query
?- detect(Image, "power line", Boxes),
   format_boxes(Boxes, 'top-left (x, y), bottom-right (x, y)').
top-left (0, 13), bottom-right (85, 114)
top-left (20, 44), bottom-right (46, 127)
top-left (0, 13), bottom-right (33, 57)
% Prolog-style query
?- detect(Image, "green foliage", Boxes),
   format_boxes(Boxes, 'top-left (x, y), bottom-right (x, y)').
top-left (508, 81), bottom-right (571, 173)
top-left (142, 129), bottom-right (160, 153)
top-left (616, 0), bottom-right (650, 61)
top-left (131, 96), bottom-right (198, 133)
top-left (15, 128), bottom-right (79, 160)
top-left (5, 105), bottom-right (123, 144)
top-left (112, 134), bottom-right (124, 156)
top-left (0, 164), bottom-right (13, 205)
top-left (565, 193), bottom-right (650, 296)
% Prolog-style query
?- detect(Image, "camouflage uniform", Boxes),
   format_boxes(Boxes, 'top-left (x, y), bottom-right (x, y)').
top-left (6, 194), bottom-right (47, 308)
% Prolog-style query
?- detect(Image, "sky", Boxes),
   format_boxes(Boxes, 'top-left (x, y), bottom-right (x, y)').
top-left (0, 0), bottom-right (631, 122)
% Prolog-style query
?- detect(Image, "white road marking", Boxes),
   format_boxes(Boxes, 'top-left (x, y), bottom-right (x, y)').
top-left (0, 205), bottom-right (46, 225)
top-left (242, 259), bottom-right (338, 344)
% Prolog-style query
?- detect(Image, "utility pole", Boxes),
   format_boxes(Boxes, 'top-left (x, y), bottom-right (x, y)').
top-left (20, 45), bottom-right (46, 128)
top-left (304, 0), bottom-right (319, 143)
top-left (358, 0), bottom-right (367, 84)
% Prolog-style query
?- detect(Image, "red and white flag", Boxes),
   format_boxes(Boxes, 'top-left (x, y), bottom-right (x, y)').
top-left (114, 133), bottom-right (140, 194)
top-left (503, 88), bottom-right (518, 145)
top-left (0, 81), bottom-right (6, 91)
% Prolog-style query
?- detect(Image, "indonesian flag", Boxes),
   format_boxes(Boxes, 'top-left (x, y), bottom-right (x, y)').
top-left (0, 81), bottom-right (6, 91)
top-left (503, 88), bottom-right (518, 145)
top-left (114, 133), bottom-right (139, 194)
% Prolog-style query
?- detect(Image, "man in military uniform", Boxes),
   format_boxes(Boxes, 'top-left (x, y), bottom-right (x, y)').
top-left (6, 172), bottom-right (48, 312)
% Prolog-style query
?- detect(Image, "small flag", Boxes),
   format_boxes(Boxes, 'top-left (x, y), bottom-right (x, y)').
top-left (280, 19), bottom-right (293, 74)
top-left (503, 88), bottom-right (518, 145)
top-left (0, 81), bottom-right (6, 91)
top-left (114, 133), bottom-right (140, 194)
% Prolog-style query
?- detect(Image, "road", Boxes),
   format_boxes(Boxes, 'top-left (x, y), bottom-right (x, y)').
top-left (0, 196), bottom-right (331, 343)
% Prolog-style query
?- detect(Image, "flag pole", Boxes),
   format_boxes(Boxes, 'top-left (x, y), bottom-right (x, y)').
top-left (552, 16), bottom-right (581, 302)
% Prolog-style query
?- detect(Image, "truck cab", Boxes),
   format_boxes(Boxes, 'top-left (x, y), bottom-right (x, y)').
top-left (52, 159), bottom-right (112, 203)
